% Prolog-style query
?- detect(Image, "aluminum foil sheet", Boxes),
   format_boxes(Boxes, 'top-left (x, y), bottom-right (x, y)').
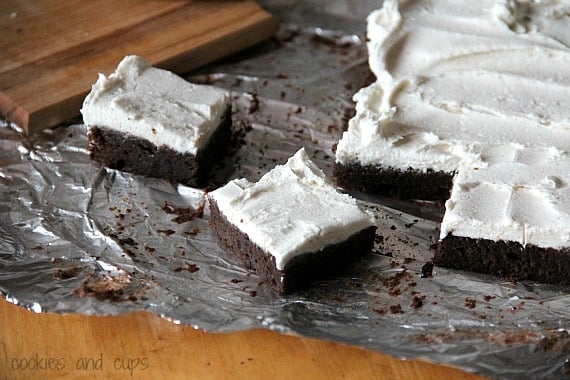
top-left (1, 1), bottom-right (569, 378)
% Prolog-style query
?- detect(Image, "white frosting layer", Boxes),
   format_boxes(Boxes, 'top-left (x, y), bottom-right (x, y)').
top-left (336, 0), bottom-right (570, 249)
top-left (336, 0), bottom-right (570, 173)
top-left (208, 149), bottom-right (375, 270)
top-left (440, 147), bottom-right (570, 249)
top-left (81, 55), bottom-right (229, 155)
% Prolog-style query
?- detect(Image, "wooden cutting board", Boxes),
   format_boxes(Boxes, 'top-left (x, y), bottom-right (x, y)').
top-left (0, 0), bottom-right (276, 135)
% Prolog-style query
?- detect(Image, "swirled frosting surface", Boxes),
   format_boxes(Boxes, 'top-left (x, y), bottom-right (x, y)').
top-left (81, 55), bottom-right (229, 155)
top-left (336, 0), bottom-right (570, 173)
top-left (336, 0), bottom-right (570, 248)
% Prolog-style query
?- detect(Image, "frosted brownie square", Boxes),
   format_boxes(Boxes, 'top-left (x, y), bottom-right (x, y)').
top-left (81, 55), bottom-right (231, 187)
top-left (208, 149), bottom-right (376, 293)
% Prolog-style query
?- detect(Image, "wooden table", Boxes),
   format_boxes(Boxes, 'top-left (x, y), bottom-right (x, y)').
top-left (0, 297), bottom-right (485, 379)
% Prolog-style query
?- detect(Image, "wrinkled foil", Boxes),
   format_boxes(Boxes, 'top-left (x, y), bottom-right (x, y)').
top-left (1, 1), bottom-right (569, 379)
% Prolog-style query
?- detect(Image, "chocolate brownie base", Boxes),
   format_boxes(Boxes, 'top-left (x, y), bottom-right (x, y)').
top-left (209, 199), bottom-right (377, 294)
top-left (333, 163), bottom-right (453, 200)
top-left (87, 106), bottom-right (232, 187)
top-left (435, 234), bottom-right (570, 286)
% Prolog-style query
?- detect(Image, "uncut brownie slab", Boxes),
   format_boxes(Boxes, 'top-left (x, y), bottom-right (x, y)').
top-left (334, 0), bottom-right (570, 285)
top-left (208, 148), bottom-right (376, 294)
top-left (81, 55), bottom-right (231, 187)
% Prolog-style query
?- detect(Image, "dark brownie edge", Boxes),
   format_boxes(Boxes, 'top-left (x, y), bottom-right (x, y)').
top-left (208, 199), bottom-right (376, 294)
top-left (435, 234), bottom-right (570, 286)
top-left (333, 162), bottom-right (453, 201)
top-left (87, 106), bottom-right (232, 188)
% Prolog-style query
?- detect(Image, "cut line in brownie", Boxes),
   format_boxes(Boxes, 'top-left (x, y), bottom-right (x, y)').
top-left (435, 234), bottom-right (570, 286)
top-left (87, 105), bottom-right (232, 187)
top-left (333, 162), bottom-right (453, 201)
top-left (209, 199), bottom-right (376, 293)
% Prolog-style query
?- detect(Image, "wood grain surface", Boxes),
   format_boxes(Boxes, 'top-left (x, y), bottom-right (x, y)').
top-left (0, 298), bottom-right (486, 379)
top-left (0, 0), bottom-right (276, 134)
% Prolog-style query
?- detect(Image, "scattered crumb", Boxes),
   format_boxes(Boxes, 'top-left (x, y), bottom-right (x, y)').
top-left (421, 262), bottom-right (434, 278)
top-left (173, 262), bottom-right (200, 273)
top-left (54, 266), bottom-right (82, 280)
top-left (373, 308), bottom-right (387, 316)
top-left (464, 298), bottom-right (477, 309)
top-left (411, 295), bottom-right (424, 309)
top-left (246, 92), bottom-right (260, 114)
top-left (74, 272), bottom-right (131, 301)
top-left (389, 304), bottom-right (404, 314)
top-left (162, 201), bottom-right (205, 224)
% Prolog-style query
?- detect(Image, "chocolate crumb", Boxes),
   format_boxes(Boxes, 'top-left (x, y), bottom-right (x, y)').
top-left (119, 237), bottom-right (137, 247)
top-left (421, 261), bottom-right (434, 278)
top-left (464, 298), bottom-right (477, 309)
top-left (411, 296), bottom-right (424, 309)
top-left (185, 227), bottom-right (201, 237)
top-left (389, 288), bottom-right (401, 297)
top-left (173, 262), bottom-right (199, 273)
top-left (246, 92), bottom-right (260, 114)
top-left (162, 201), bottom-right (205, 224)
top-left (74, 272), bottom-right (130, 301)
top-left (389, 304), bottom-right (404, 314)
top-left (54, 266), bottom-right (81, 280)
top-left (382, 269), bottom-right (410, 289)
top-left (331, 142), bottom-right (338, 153)
top-left (404, 220), bottom-right (419, 228)
top-left (157, 229), bottom-right (176, 236)
top-left (373, 308), bottom-right (386, 316)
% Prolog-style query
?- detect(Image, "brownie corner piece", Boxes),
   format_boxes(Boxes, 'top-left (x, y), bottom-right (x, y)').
top-left (208, 148), bottom-right (377, 294)
top-left (82, 55), bottom-right (232, 188)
